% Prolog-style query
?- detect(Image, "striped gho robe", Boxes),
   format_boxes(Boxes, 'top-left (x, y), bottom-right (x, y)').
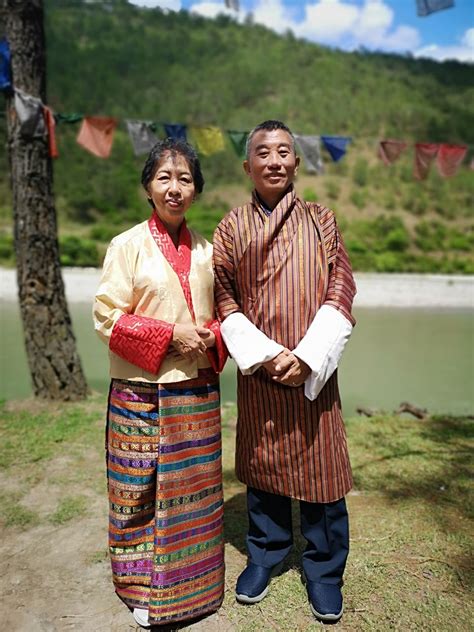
top-left (213, 185), bottom-right (356, 503)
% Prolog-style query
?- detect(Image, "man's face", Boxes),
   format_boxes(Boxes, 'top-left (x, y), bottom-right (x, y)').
top-left (244, 129), bottom-right (299, 206)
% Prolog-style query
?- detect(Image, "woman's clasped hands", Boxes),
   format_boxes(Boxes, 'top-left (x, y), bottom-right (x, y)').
top-left (171, 323), bottom-right (215, 361)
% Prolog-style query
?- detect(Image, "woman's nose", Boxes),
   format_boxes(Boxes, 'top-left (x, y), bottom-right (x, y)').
top-left (168, 178), bottom-right (180, 193)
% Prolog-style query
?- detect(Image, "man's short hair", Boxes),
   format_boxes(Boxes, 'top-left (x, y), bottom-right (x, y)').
top-left (245, 120), bottom-right (296, 159)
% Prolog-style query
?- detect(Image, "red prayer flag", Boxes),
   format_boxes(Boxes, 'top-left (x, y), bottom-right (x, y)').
top-left (378, 139), bottom-right (408, 165)
top-left (43, 106), bottom-right (58, 159)
top-left (414, 143), bottom-right (439, 180)
top-left (77, 116), bottom-right (117, 158)
top-left (436, 144), bottom-right (468, 178)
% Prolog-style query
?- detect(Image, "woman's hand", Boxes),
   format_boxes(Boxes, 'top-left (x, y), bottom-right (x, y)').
top-left (171, 324), bottom-right (208, 360)
top-left (197, 327), bottom-right (216, 348)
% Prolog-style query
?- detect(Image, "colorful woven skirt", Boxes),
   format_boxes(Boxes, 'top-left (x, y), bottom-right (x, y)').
top-left (106, 370), bottom-right (224, 625)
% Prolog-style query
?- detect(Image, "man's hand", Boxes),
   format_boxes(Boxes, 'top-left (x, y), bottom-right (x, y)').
top-left (171, 324), bottom-right (208, 360)
top-left (271, 352), bottom-right (311, 387)
top-left (262, 349), bottom-right (292, 376)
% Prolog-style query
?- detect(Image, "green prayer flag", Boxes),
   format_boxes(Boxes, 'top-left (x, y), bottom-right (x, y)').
top-left (227, 130), bottom-right (249, 158)
top-left (55, 112), bottom-right (83, 124)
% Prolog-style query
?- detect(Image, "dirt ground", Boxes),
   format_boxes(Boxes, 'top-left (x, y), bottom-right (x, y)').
top-left (0, 465), bottom-right (241, 632)
top-left (2, 399), bottom-right (472, 632)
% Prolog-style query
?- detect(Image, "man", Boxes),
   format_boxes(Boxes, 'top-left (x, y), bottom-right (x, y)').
top-left (213, 120), bottom-right (356, 623)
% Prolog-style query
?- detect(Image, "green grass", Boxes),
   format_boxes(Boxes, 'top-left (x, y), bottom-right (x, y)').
top-left (0, 400), bottom-right (100, 469)
top-left (0, 492), bottom-right (40, 529)
top-left (50, 495), bottom-right (88, 525)
top-left (0, 397), bottom-right (472, 630)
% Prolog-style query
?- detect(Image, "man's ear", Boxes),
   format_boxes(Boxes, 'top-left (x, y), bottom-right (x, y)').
top-left (243, 160), bottom-right (251, 177)
top-left (294, 155), bottom-right (300, 175)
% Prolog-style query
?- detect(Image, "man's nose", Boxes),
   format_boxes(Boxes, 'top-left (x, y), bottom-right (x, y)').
top-left (268, 151), bottom-right (281, 167)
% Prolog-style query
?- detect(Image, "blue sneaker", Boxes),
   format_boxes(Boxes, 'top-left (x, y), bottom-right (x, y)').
top-left (305, 580), bottom-right (344, 622)
top-left (235, 562), bottom-right (284, 604)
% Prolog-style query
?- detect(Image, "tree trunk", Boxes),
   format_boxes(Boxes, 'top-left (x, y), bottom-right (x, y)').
top-left (3, 0), bottom-right (88, 399)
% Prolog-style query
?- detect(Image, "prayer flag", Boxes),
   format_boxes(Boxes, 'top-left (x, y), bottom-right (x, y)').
top-left (55, 112), bottom-right (83, 124)
top-left (378, 139), bottom-right (408, 165)
top-left (191, 126), bottom-right (225, 156)
top-left (414, 143), bottom-right (439, 180)
top-left (77, 116), bottom-right (117, 159)
top-left (43, 106), bottom-right (59, 159)
top-left (0, 38), bottom-right (12, 92)
top-left (321, 136), bottom-right (351, 162)
top-left (225, 0), bottom-right (240, 10)
top-left (227, 130), bottom-right (248, 158)
top-left (295, 134), bottom-right (324, 174)
top-left (436, 144), bottom-right (467, 177)
top-left (14, 89), bottom-right (46, 138)
top-left (416, 0), bottom-right (454, 17)
top-left (126, 119), bottom-right (158, 156)
top-left (164, 123), bottom-right (187, 141)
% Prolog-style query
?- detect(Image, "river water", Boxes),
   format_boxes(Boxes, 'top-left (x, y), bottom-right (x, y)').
top-left (1, 294), bottom-right (473, 416)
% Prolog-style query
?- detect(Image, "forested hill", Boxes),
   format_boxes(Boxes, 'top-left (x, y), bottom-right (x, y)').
top-left (0, 0), bottom-right (473, 273)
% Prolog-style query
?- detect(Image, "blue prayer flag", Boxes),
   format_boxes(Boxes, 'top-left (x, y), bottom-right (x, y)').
top-left (321, 136), bottom-right (352, 162)
top-left (0, 38), bottom-right (12, 92)
top-left (164, 124), bottom-right (187, 141)
top-left (416, 0), bottom-right (454, 17)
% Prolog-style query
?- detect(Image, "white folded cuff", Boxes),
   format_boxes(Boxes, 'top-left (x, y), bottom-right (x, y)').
top-left (221, 312), bottom-right (284, 374)
top-left (293, 305), bottom-right (353, 401)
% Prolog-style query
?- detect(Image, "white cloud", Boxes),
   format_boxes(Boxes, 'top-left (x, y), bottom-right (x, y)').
top-left (190, 2), bottom-right (238, 19)
top-left (252, 0), bottom-right (297, 34)
top-left (128, 0), bottom-right (181, 9)
top-left (251, 0), bottom-right (421, 53)
top-left (414, 27), bottom-right (474, 63)
top-left (297, 0), bottom-right (359, 41)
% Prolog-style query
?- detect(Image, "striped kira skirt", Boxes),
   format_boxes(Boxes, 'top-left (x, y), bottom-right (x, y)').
top-left (106, 370), bottom-right (224, 625)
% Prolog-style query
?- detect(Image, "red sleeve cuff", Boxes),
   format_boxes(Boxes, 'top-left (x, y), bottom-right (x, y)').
top-left (205, 319), bottom-right (228, 373)
top-left (110, 314), bottom-right (174, 375)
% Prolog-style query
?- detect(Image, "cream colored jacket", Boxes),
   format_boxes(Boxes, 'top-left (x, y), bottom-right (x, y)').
top-left (93, 220), bottom-right (215, 383)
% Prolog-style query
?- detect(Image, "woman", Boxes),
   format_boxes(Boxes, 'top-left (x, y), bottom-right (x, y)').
top-left (93, 139), bottom-right (227, 629)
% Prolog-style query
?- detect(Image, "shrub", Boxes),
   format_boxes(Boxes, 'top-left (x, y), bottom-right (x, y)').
top-left (374, 252), bottom-right (402, 272)
top-left (325, 179), bottom-right (340, 200)
top-left (303, 187), bottom-right (318, 202)
top-left (59, 235), bottom-right (100, 267)
top-left (447, 229), bottom-right (472, 251)
top-left (350, 189), bottom-right (367, 210)
top-left (352, 158), bottom-right (369, 187)
top-left (89, 224), bottom-right (125, 243)
top-left (414, 221), bottom-right (447, 252)
top-left (384, 227), bottom-right (410, 252)
top-left (0, 232), bottom-right (14, 263)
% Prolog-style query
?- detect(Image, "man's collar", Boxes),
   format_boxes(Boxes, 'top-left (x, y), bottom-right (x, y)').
top-left (253, 185), bottom-right (294, 215)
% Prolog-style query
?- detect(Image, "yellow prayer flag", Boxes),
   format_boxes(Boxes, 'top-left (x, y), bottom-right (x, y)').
top-left (191, 126), bottom-right (225, 156)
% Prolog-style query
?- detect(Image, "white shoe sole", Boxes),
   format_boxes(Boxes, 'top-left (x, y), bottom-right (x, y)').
top-left (133, 608), bottom-right (151, 629)
top-left (235, 585), bottom-right (270, 604)
top-left (309, 602), bottom-right (344, 622)
top-left (235, 561), bottom-right (284, 604)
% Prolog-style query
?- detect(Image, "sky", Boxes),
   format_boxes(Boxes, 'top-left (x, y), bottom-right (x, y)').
top-left (128, 0), bottom-right (474, 63)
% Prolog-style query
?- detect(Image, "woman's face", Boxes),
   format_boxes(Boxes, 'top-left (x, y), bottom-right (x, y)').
top-left (148, 151), bottom-right (196, 229)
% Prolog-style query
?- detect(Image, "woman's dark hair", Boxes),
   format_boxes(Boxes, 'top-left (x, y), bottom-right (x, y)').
top-left (141, 139), bottom-right (205, 204)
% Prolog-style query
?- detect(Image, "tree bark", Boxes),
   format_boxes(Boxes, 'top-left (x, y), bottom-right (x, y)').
top-left (2, 0), bottom-right (88, 399)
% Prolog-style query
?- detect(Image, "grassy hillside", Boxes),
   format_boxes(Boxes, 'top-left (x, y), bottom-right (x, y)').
top-left (0, 0), bottom-right (473, 272)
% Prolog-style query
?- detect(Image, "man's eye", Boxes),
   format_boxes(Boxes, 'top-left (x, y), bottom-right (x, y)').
top-left (258, 152), bottom-right (268, 158)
